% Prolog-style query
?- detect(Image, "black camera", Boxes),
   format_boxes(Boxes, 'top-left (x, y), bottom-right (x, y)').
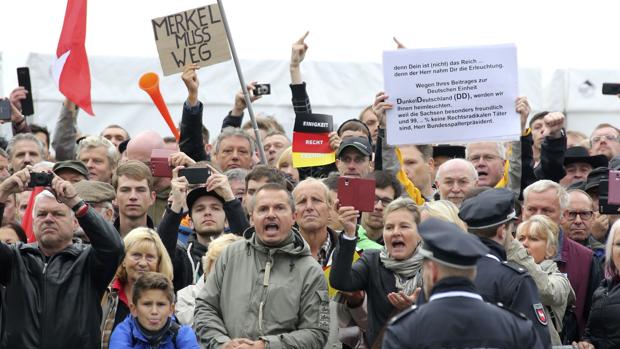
top-left (254, 83), bottom-right (271, 96)
top-left (28, 172), bottom-right (54, 188)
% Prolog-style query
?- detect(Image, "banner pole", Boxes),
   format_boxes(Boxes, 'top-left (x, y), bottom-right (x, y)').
top-left (216, 0), bottom-right (267, 165)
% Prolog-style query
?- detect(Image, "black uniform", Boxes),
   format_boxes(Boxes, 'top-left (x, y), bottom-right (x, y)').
top-left (475, 238), bottom-right (552, 347)
top-left (383, 277), bottom-right (545, 349)
top-left (459, 188), bottom-right (552, 348)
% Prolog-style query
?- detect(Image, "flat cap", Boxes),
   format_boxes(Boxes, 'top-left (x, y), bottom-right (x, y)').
top-left (337, 137), bottom-right (372, 158)
top-left (73, 180), bottom-right (115, 203)
top-left (459, 188), bottom-right (516, 229)
top-left (418, 218), bottom-right (489, 268)
top-left (53, 160), bottom-right (89, 179)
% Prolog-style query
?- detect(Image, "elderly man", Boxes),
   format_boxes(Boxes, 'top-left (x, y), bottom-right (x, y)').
top-left (522, 180), bottom-right (602, 340)
top-left (0, 149), bottom-right (10, 177)
top-left (0, 167), bottom-right (123, 348)
top-left (293, 178), bottom-right (337, 265)
top-left (590, 123), bottom-right (620, 160)
top-left (74, 180), bottom-right (116, 223)
top-left (466, 142), bottom-right (506, 187)
top-left (336, 137), bottom-right (373, 178)
top-left (76, 136), bottom-right (120, 184)
top-left (561, 189), bottom-right (605, 257)
top-left (194, 183), bottom-right (329, 349)
top-left (559, 147), bottom-right (607, 187)
top-left (435, 158), bottom-right (478, 207)
top-left (7, 133), bottom-right (43, 172)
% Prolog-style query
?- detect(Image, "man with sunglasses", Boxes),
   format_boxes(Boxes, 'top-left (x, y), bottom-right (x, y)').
top-left (562, 189), bottom-right (605, 257)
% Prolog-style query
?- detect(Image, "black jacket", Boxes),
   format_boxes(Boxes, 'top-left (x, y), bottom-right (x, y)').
top-left (329, 234), bottom-right (398, 347)
top-left (583, 278), bottom-right (620, 348)
top-left (0, 207), bottom-right (124, 349)
top-left (520, 132), bottom-right (567, 197)
top-left (475, 238), bottom-right (552, 348)
top-left (179, 101), bottom-right (208, 162)
top-left (383, 277), bottom-right (545, 349)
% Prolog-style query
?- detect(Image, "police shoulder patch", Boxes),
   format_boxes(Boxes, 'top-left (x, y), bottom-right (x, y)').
top-left (389, 305), bottom-right (417, 325)
top-left (501, 260), bottom-right (527, 274)
top-left (493, 302), bottom-right (528, 320)
top-left (533, 303), bottom-right (548, 326)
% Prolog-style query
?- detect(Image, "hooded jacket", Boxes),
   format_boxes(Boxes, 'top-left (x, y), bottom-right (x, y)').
top-left (194, 227), bottom-right (329, 349)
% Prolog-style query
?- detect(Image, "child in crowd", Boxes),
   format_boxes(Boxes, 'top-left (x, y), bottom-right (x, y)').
top-left (109, 272), bottom-right (199, 349)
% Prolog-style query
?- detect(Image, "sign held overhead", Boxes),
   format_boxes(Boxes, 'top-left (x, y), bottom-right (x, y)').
top-left (152, 4), bottom-right (231, 76)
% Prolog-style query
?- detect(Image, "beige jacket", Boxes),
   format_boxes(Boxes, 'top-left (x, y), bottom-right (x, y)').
top-left (507, 238), bottom-right (575, 345)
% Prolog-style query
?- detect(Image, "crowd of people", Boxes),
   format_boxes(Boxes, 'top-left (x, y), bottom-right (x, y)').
top-left (0, 33), bottom-right (619, 349)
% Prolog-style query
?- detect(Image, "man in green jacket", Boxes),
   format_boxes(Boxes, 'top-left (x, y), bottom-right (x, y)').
top-left (194, 183), bottom-right (329, 349)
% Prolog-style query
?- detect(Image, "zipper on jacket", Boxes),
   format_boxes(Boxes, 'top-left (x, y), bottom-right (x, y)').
top-left (258, 254), bottom-right (273, 333)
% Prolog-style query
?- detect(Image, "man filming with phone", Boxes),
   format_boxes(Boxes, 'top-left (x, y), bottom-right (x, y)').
top-left (0, 166), bottom-right (124, 348)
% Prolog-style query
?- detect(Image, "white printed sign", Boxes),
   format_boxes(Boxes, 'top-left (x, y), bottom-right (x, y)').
top-left (383, 44), bottom-right (520, 145)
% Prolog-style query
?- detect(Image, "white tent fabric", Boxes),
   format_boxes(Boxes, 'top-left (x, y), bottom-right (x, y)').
top-left (546, 69), bottom-right (620, 135)
top-left (3, 53), bottom-right (543, 144)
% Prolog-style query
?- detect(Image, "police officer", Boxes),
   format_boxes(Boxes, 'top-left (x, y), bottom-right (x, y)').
top-left (458, 188), bottom-right (552, 348)
top-left (383, 218), bottom-right (544, 348)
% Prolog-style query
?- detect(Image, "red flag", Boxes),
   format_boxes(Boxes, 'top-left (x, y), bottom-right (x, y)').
top-left (21, 187), bottom-right (44, 243)
top-left (52, 0), bottom-right (94, 115)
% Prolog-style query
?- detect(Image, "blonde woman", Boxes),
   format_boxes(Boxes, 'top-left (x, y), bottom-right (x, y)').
top-left (508, 215), bottom-right (574, 346)
top-left (419, 200), bottom-right (467, 231)
top-left (276, 147), bottom-right (300, 183)
top-left (100, 228), bottom-right (174, 349)
top-left (175, 234), bottom-right (242, 325)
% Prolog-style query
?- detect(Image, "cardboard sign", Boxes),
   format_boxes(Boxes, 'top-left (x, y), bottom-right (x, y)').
top-left (383, 44), bottom-right (520, 145)
top-left (152, 4), bottom-right (231, 76)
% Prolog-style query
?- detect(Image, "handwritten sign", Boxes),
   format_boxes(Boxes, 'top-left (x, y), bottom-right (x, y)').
top-left (383, 44), bottom-right (520, 145)
top-left (152, 4), bottom-right (231, 76)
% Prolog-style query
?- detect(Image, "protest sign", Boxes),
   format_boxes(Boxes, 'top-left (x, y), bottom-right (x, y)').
top-left (292, 113), bottom-right (335, 168)
top-left (151, 4), bottom-right (231, 76)
top-left (383, 44), bottom-right (520, 145)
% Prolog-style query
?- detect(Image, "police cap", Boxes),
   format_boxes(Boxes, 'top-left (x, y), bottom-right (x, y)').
top-left (458, 188), bottom-right (516, 229)
top-left (418, 218), bottom-right (489, 268)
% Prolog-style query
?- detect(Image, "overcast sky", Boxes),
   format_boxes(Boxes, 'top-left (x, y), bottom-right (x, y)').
top-left (2, 0), bottom-right (620, 93)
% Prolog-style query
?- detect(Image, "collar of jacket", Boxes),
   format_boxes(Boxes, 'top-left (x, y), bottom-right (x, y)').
top-left (21, 238), bottom-right (86, 258)
top-left (478, 237), bottom-right (507, 261)
top-left (429, 276), bottom-right (479, 298)
top-left (129, 316), bottom-right (174, 345)
top-left (188, 233), bottom-right (208, 258)
top-left (242, 225), bottom-right (310, 257)
top-left (113, 215), bottom-right (155, 233)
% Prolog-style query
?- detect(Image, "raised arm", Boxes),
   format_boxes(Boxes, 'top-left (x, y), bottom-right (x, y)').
top-left (221, 83), bottom-right (260, 130)
top-left (52, 99), bottom-right (79, 161)
top-left (204, 166), bottom-right (250, 234)
top-left (8, 87), bottom-right (32, 135)
top-left (535, 112), bottom-right (567, 182)
top-left (179, 64), bottom-right (209, 162)
top-left (330, 206), bottom-right (369, 291)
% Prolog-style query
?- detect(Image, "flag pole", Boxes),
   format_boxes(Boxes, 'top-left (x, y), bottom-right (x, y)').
top-left (216, 0), bottom-right (267, 165)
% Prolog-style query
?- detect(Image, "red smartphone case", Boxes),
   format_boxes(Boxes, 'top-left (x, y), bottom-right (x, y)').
top-left (608, 170), bottom-right (620, 205)
top-left (338, 177), bottom-right (376, 212)
top-left (150, 149), bottom-right (175, 178)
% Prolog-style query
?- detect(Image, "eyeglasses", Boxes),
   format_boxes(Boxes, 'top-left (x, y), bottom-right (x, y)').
top-left (591, 135), bottom-right (619, 143)
top-left (374, 196), bottom-right (394, 207)
top-left (567, 210), bottom-right (593, 220)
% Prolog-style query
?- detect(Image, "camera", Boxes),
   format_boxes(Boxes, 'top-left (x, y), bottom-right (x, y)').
top-left (254, 83), bottom-right (271, 96)
top-left (28, 172), bottom-right (54, 188)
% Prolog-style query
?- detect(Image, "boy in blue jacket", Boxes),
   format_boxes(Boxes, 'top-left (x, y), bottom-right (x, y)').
top-left (110, 272), bottom-right (199, 349)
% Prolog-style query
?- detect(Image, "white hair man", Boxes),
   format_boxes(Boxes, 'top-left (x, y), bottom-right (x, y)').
top-left (466, 142), bottom-right (506, 188)
top-left (435, 158), bottom-right (478, 207)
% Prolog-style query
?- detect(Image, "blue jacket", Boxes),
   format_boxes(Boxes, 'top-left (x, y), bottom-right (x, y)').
top-left (109, 316), bottom-right (200, 349)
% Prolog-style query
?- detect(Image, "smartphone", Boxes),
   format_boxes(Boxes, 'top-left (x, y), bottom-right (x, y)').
top-left (608, 170), bottom-right (620, 205)
top-left (602, 83), bottom-right (620, 95)
top-left (0, 99), bottom-right (11, 120)
top-left (599, 175), bottom-right (620, 214)
top-left (337, 177), bottom-right (376, 212)
top-left (150, 149), bottom-right (175, 178)
top-left (254, 83), bottom-right (271, 96)
top-left (179, 167), bottom-right (211, 184)
top-left (17, 67), bottom-right (34, 116)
